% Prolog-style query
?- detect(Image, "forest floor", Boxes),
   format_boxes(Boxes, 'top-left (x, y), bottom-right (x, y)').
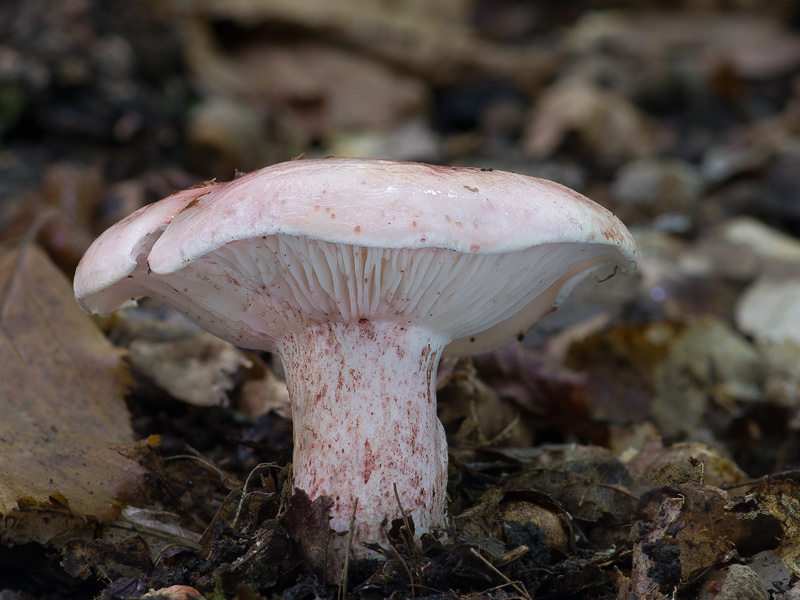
top-left (3, 1), bottom-right (800, 598)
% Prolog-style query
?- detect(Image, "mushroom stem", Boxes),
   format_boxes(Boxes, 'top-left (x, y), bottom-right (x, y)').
top-left (278, 319), bottom-right (449, 557)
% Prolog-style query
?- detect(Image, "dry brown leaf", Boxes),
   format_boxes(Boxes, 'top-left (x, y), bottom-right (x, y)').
top-left (737, 277), bottom-right (800, 346)
top-left (180, 0), bottom-right (557, 90)
top-left (738, 479), bottom-right (800, 577)
top-left (238, 353), bottom-right (291, 419)
top-left (438, 359), bottom-right (533, 448)
top-left (567, 317), bottom-right (763, 437)
top-left (195, 485), bottom-right (289, 594)
top-left (626, 440), bottom-right (750, 495)
top-left (506, 444), bottom-right (637, 548)
top-left (140, 586), bottom-right (206, 600)
top-left (0, 164), bottom-right (104, 273)
top-left (523, 79), bottom-right (667, 166)
top-left (0, 241), bottom-right (144, 542)
top-left (116, 316), bottom-right (250, 407)
top-left (636, 484), bottom-right (735, 589)
top-left (283, 489), bottom-right (339, 580)
top-left (697, 564), bottom-right (770, 600)
top-left (624, 494), bottom-right (683, 599)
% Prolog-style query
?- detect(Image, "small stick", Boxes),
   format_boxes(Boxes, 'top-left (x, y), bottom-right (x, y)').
top-left (232, 462), bottom-right (278, 527)
top-left (394, 483), bottom-right (424, 593)
top-left (389, 538), bottom-right (416, 595)
top-left (393, 483), bottom-right (413, 545)
top-left (721, 470), bottom-right (800, 490)
top-left (338, 497), bottom-right (359, 600)
top-left (469, 547), bottom-right (531, 600)
top-left (392, 483), bottom-right (419, 596)
top-left (164, 454), bottom-right (233, 485)
top-left (487, 414), bottom-right (521, 447)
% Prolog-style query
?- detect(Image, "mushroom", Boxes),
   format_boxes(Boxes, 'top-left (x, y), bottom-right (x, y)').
top-left (74, 158), bottom-right (638, 570)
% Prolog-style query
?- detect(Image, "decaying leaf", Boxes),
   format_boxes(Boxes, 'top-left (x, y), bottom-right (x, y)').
top-left (747, 549), bottom-right (794, 596)
top-left (636, 484), bottom-right (735, 587)
top-left (438, 359), bottom-right (533, 448)
top-left (632, 478), bottom-right (800, 594)
top-left (755, 339), bottom-right (800, 407)
top-left (568, 317), bottom-right (763, 437)
top-left (179, 0), bottom-right (557, 89)
top-left (238, 353), bottom-right (292, 419)
top-left (0, 242), bottom-right (144, 543)
top-left (506, 444), bottom-right (638, 547)
top-left (139, 586), bottom-right (206, 600)
top-left (1, 163), bottom-right (105, 273)
top-left (113, 314), bottom-right (251, 407)
top-left (523, 78), bottom-right (667, 166)
top-left (697, 564), bottom-right (769, 600)
top-left (734, 479), bottom-right (800, 576)
top-left (626, 440), bottom-right (750, 494)
top-left (472, 344), bottom-right (594, 441)
top-left (622, 494), bottom-right (684, 599)
top-left (61, 535), bottom-right (153, 581)
top-left (653, 318), bottom-right (762, 437)
top-left (737, 277), bottom-right (800, 346)
top-left (282, 489), bottom-right (341, 581)
top-left (566, 320), bottom-right (677, 425)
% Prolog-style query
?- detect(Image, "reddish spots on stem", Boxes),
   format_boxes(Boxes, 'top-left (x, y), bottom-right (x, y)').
top-left (280, 320), bottom-right (449, 557)
top-left (469, 244), bottom-right (480, 253)
top-left (358, 318), bottom-right (376, 341)
top-left (363, 440), bottom-right (376, 484)
top-left (336, 370), bottom-right (345, 402)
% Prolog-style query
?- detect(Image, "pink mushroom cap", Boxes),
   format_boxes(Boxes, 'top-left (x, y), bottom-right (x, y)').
top-left (75, 158), bottom-right (637, 355)
top-left (74, 157), bottom-right (638, 572)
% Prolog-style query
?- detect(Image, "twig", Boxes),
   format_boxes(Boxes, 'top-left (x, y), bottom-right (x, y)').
top-left (487, 413), bottom-right (521, 447)
top-left (338, 497), bottom-right (359, 600)
top-left (164, 454), bottom-right (232, 485)
top-left (596, 482), bottom-right (639, 499)
top-left (721, 470), bottom-right (800, 490)
top-left (232, 462), bottom-right (279, 527)
top-left (469, 547), bottom-right (531, 600)
top-left (393, 482), bottom-right (426, 593)
top-left (393, 483), bottom-right (414, 545)
top-left (389, 538), bottom-right (416, 594)
top-left (462, 582), bottom-right (531, 600)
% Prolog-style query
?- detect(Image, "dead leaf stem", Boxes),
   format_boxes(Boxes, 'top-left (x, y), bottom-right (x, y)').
top-left (468, 548), bottom-right (532, 600)
top-left (338, 497), bottom-right (358, 600)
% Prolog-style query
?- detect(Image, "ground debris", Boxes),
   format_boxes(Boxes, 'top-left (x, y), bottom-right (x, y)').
top-left (5, 0), bottom-right (800, 598)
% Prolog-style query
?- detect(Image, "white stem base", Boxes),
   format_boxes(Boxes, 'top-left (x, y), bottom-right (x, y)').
top-left (278, 319), bottom-right (448, 556)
